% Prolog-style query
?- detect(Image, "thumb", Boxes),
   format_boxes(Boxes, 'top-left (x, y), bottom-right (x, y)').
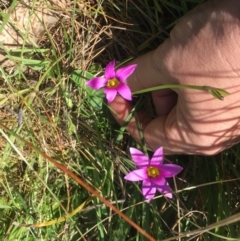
top-left (126, 40), bottom-right (177, 93)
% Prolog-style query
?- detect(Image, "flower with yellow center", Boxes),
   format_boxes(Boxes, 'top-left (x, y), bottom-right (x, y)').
top-left (106, 78), bottom-right (120, 88)
top-left (147, 166), bottom-right (160, 178)
top-left (86, 60), bottom-right (137, 103)
top-left (124, 147), bottom-right (183, 202)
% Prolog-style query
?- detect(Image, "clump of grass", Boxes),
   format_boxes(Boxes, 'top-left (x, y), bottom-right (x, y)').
top-left (0, 0), bottom-right (240, 240)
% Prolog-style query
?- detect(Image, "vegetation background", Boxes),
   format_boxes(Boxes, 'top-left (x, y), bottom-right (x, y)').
top-left (0, 0), bottom-right (240, 240)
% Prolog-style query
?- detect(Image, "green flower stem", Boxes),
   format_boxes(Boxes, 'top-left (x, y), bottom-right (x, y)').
top-left (132, 84), bottom-right (229, 101)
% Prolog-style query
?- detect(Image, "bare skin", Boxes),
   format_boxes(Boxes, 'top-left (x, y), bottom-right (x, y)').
top-left (109, 0), bottom-right (240, 155)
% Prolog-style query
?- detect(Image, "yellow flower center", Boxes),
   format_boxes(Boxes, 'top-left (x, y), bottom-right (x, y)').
top-left (106, 78), bottom-right (120, 88)
top-left (147, 166), bottom-right (160, 178)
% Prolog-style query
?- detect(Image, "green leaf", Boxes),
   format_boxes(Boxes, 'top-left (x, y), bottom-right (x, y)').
top-left (0, 204), bottom-right (11, 209)
top-left (71, 68), bottom-right (104, 110)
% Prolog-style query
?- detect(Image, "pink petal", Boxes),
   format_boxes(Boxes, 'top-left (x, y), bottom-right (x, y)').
top-left (124, 168), bottom-right (148, 181)
top-left (152, 177), bottom-right (173, 199)
top-left (104, 60), bottom-right (116, 79)
top-left (104, 88), bottom-right (117, 103)
top-left (142, 179), bottom-right (156, 202)
top-left (129, 147), bottom-right (149, 168)
top-left (150, 147), bottom-right (164, 166)
top-left (86, 77), bottom-right (107, 90)
top-left (160, 164), bottom-right (183, 178)
top-left (116, 83), bottom-right (132, 101)
top-left (116, 64), bottom-right (137, 81)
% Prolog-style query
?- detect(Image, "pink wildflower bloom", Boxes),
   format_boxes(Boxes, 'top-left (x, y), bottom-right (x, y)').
top-left (124, 147), bottom-right (183, 202)
top-left (86, 60), bottom-right (137, 103)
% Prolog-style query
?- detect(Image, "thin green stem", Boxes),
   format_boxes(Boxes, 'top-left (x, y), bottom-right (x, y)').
top-left (132, 84), bottom-right (229, 100)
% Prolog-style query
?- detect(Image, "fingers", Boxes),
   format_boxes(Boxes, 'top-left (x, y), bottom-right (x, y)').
top-left (108, 95), bottom-right (184, 154)
top-left (109, 94), bottom-right (238, 155)
top-left (142, 108), bottom-right (185, 154)
top-left (151, 90), bottom-right (178, 116)
top-left (108, 95), bottom-right (182, 154)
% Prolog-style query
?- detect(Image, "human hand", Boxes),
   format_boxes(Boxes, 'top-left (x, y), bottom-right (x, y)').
top-left (109, 0), bottom-right (240, 155)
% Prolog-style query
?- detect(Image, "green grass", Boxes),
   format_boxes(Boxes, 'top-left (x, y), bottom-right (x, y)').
top-left (0, 0), bottom-right (240, 240)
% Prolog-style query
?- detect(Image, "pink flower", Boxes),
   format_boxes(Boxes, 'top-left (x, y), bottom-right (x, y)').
top-left (86, 60), bottom-right (136, 103)
top-left (124, 147), bottom-right (183, 202)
